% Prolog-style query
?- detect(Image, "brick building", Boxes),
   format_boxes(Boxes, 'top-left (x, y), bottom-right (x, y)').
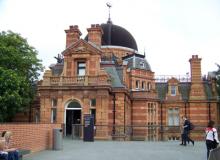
top-left (37, 20), bottom-right (219, 140)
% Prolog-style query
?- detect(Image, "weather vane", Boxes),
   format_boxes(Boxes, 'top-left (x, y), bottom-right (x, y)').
top-left (106, 2), bottom-right (112, 23)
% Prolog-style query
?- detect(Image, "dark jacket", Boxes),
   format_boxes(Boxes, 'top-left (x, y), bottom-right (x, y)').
top-left (183, 120), bottom-right (190, 134)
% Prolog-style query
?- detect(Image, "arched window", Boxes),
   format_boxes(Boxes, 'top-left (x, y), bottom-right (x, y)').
top-left (68, 101), bottom-right (81, 109)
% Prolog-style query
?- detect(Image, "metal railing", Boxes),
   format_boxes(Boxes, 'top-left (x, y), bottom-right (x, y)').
top-left (155, 75), bottom-right (191, 83)
top-left (71, 124), bottom-right (220, 141)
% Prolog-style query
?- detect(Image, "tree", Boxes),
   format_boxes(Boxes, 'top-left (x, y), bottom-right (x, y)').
top-left (0, 31), bottom-right (43, 122)
top-left (216, 64), bottom-right (220, 97)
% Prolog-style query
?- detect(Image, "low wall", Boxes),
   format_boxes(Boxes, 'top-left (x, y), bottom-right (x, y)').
top-left (0, 123), bottom-right (62, 152)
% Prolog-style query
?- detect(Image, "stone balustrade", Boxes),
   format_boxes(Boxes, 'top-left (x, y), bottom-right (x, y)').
top-left (42, 75), bottom-right (111, 86)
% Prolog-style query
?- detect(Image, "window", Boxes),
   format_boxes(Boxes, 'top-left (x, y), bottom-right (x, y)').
top-left (142, 81), bottom-right (145, 90)
top-left (51, 108), bottom-right (57, 123)
top-left (136, 80), bottom-right (140, 89)
top-left (171, 85), bottom-right (176, 96)
top-left (77, 62), bottom-right (86, 76)
top-left (52, 98), bottom-right (57, 107)
top-left (140, 61), bottom-right (145, 68)
top-left (35, 109), bottom-right (40, 123)
top-left (51, 98), bottom-right (57, 123)
top-left (168, 108), bottom-right (179, 126)
top-left (147, 82), bottom-right (151, 91)
top-left (90, 99), bottom-right (96, 107)
top-left (90, 109), bottom-right (96, 124)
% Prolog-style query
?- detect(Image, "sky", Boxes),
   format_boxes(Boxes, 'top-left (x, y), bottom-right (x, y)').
top-left (0, 0), bottom-right (220, 78)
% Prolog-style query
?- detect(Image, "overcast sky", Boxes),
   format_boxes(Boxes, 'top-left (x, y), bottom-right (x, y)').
top-left (1, 0), bottom-right (220, 77)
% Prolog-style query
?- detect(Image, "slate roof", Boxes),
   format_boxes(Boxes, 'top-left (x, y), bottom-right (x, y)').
top-left (178, 83), bottom-right (191, 101)
top-left (204, 82), bottom-right (214, 100)
top-left (122, 54), bottom-right (151, 71)
top-left (103, 66), bottom-right (124, 88)
top-left (50, 63), bottom-right (64, 76)
top-left (155, 82), bottom-right (215, 101)
top-left (155, 83), bottom-right (168, 101)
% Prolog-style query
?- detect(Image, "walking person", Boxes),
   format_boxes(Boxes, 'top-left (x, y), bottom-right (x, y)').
top-left (180, 117), bottom-right (189, 145)
top-left (205, 120), bottom-right (219, 160)
top-left (181, 116), bottom-right (194, 146)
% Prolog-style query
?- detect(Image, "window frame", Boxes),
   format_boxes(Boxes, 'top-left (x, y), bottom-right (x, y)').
top-left (136, 80), bottom-right (140, 89)
top-left (171, 85), bottom-right (176, 96)
top-left (168, 108), bottom-right (179, 126)
top-left (77, 61), bottom-right (86, 76)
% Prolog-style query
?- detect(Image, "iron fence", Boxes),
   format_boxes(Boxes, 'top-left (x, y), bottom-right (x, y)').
top-left (71, 124), bottom-right (220, 141)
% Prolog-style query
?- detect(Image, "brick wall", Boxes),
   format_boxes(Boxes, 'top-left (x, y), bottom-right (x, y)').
top-left (0, 123), bottom-right (62, 152)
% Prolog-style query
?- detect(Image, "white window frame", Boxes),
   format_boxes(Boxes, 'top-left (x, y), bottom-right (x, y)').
top-left (168, 108), bottom-right (179, 126)
top-left (141, 81), bottom-right (145, 90)
top-left (136, 80), bottom-right (140, 89)
top-left (77, 62), bottom-right (86, 76)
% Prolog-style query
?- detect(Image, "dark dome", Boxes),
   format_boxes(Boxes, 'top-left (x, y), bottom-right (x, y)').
top-left (85, 22), bottom-right (138, 50)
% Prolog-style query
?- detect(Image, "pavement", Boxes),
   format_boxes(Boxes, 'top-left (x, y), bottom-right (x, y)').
top-left (23, 139), bottom-right (206, 160)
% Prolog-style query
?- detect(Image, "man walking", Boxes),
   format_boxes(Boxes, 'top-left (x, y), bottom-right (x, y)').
top-left (181, 116), bottom-right (194, 146)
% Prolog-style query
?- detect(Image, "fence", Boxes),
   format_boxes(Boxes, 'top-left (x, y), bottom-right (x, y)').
top-left (72, 124), bottom-right (220, 141)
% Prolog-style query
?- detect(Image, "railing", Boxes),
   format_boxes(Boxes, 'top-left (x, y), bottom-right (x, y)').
top-left (71, 124), bottom-right (220, 141)
top-left (43, 75), bottom-right (111, 86)
top-left (155, 75), bottom-right (191, 83)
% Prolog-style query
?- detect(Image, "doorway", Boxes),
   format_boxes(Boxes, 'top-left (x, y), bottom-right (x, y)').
top-left (65, 101), bottom-right (82, 136)
top-left (66, 110), bottom-right (81, 136)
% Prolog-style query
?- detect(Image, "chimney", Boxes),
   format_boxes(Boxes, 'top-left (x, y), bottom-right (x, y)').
top-left (87, 24), bottom-right (103, 47)
top-left (189, 55), bottom-right (206, 100)
top-left (189, 55), bottom-right (202, 83)
top-left (65, 25), bottom-right (82, 48)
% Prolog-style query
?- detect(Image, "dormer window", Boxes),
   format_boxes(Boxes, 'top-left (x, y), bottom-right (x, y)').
top-left (77, 62), bottom-right (86, 76)
top-left (140, 61), bottom-right (145, 68)
top-left (171, 85), bottom-right (176, 96)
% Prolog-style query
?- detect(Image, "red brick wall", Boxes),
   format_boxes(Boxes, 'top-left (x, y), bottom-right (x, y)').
top-left (0, 123), bottom-right (61, 152)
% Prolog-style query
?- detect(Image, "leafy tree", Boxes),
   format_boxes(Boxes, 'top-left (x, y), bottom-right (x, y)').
top-left (0, 31), bottom-right (43, 122)
top-left (216, 64), bottom-right (220, 97)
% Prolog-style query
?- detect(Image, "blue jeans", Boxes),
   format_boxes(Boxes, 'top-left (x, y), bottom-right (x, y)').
top-left (0, 152), bottom-right (8, 160)
top-left (8, 150), bottom-right (19, 160)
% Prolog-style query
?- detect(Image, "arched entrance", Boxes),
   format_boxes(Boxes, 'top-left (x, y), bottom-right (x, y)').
top-left (65, 101), bottom-right (82, 136)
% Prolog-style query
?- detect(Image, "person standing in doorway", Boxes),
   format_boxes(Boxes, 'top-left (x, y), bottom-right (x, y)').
top-left (205, 120), bottom-right (219, 159)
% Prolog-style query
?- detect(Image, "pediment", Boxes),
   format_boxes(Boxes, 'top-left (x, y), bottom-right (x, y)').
top-left (168, 77), bottom-right (179, 84)
top-left (62, 39), bottom-right (102, 56)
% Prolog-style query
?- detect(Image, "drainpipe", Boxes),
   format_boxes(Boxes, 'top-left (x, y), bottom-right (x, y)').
top-left (124, 94), bottom-right (126, 134)
top-left (184, 99), bottom-right (187, 116)
top-left (131, 100), bottom-right (133, 137)
top-left (112, 93), bottom-right (116, 135)
top-left (29, 101), bottom-right (32, 122)
top-left (160, 101), bottom-right (163, 141)
top-left (208, 101), bottom-right (211, 121)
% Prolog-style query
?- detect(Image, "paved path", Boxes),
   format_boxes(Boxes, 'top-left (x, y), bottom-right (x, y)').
top-left (24, 139), bottom-right (206, 160)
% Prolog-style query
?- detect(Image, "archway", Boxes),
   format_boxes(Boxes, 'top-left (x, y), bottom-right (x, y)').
top-left (65, 101), bottom-right (82, 136)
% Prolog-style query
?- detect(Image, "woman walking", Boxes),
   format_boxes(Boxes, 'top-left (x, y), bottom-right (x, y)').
top-left (205, 120), bottom-right (219, 159)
